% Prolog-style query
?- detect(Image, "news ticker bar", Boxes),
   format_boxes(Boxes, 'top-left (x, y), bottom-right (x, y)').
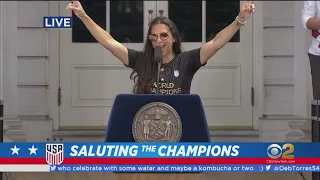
top-left (1, 165), bottom-right (320, 172)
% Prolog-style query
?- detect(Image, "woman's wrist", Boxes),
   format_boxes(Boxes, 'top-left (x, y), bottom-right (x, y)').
top-left (235, 16), bottom-right (246, 27)
top-left (79, 13), bottom-right (89, 21)
top-left (237, 14), bottom-right (247, 22)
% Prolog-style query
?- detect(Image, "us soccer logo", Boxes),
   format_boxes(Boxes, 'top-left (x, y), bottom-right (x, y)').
top-left (46, 144), bottom-right (64, 165)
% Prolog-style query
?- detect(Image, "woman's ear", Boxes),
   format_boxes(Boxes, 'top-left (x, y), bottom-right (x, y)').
top-left (172, 36), bottom-right (176, 43)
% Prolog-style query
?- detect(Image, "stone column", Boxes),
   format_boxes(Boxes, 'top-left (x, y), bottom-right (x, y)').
top-left (291, 1), bottom-right (308, 140)
top-left (0, 2), bottom-right (12, 142)
top-left (0, 1), bottom-right (25, 142)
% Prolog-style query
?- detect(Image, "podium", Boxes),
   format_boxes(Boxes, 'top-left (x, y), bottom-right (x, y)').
top-left (105, 94), bottom-right (210, 180)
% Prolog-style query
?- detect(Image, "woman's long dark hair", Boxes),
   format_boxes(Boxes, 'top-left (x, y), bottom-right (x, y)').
top-left (130, 16), bottom-right (182, 94)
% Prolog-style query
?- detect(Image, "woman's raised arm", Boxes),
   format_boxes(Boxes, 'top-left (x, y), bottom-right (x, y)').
top-left (199, 1), bottom-right (255, 65)
top-left (67, 1), bottom-right (129, 66)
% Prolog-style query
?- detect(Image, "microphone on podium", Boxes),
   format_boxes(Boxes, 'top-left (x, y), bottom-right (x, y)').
top-left (154, 46), bottom-right (163, 94)
top-left (154, 46), bottom-right (163, 64)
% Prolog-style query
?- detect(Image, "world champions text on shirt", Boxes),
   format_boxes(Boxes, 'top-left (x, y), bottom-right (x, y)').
top-left (125, 48), bottom-right (206, 94)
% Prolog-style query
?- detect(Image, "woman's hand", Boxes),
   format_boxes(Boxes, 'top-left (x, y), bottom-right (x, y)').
top-left (238, 1), bottom-right (255, 22)
top-left (66, 1), bottom-right (87, 19)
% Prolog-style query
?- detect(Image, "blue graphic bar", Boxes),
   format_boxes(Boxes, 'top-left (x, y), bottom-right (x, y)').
top-left (1, 142), bottom-right (320, 158)
top-left (43, 16), bottom-right (72, 28)
top-left (49, 164), bottom-right (320, 172)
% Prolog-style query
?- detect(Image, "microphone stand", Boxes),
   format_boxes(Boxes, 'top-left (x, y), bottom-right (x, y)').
top-left (156, 60), bottom-right (161, 94)
top-left (154, 46), bottom-right (162, 94)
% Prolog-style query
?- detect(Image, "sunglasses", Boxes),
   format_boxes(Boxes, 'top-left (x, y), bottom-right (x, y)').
top-left (149, 33), bottom-right (169, 42)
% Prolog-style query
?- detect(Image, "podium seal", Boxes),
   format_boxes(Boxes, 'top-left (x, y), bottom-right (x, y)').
top-left (132, 102), bottom-right (182, 142)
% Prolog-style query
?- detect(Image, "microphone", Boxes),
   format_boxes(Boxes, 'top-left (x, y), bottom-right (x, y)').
top-left (154, 46), bottom-right (163, 64)
top-left (154, 46), bottom-right (163, 94)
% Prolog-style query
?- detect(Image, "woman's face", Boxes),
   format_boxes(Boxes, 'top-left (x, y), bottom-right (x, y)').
top-left (149, 24), bottom-right (175, 57)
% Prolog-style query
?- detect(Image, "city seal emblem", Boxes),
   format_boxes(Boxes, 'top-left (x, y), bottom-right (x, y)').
top-left (132, 102), bottom-right (182, 142)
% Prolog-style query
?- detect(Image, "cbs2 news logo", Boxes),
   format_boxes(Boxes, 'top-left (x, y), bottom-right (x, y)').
top-left (267, 144), bottom-right (294, 159)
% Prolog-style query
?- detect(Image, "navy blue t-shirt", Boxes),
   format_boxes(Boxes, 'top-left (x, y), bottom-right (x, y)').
top-left (125, 48), bottom-right (205, 94)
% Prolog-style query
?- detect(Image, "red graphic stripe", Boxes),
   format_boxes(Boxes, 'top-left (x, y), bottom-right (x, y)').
top-left (0, 158), bottom-right (320, 165)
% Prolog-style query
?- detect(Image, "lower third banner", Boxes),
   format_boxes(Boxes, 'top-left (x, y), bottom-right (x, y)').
top-left (49, 165), bottom-right (320, 172)
top-left (0, 164), bottom-right (320, 172)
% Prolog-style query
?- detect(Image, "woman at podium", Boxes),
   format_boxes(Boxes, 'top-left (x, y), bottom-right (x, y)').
top-left (66, 1), bottom-right (254, 94)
